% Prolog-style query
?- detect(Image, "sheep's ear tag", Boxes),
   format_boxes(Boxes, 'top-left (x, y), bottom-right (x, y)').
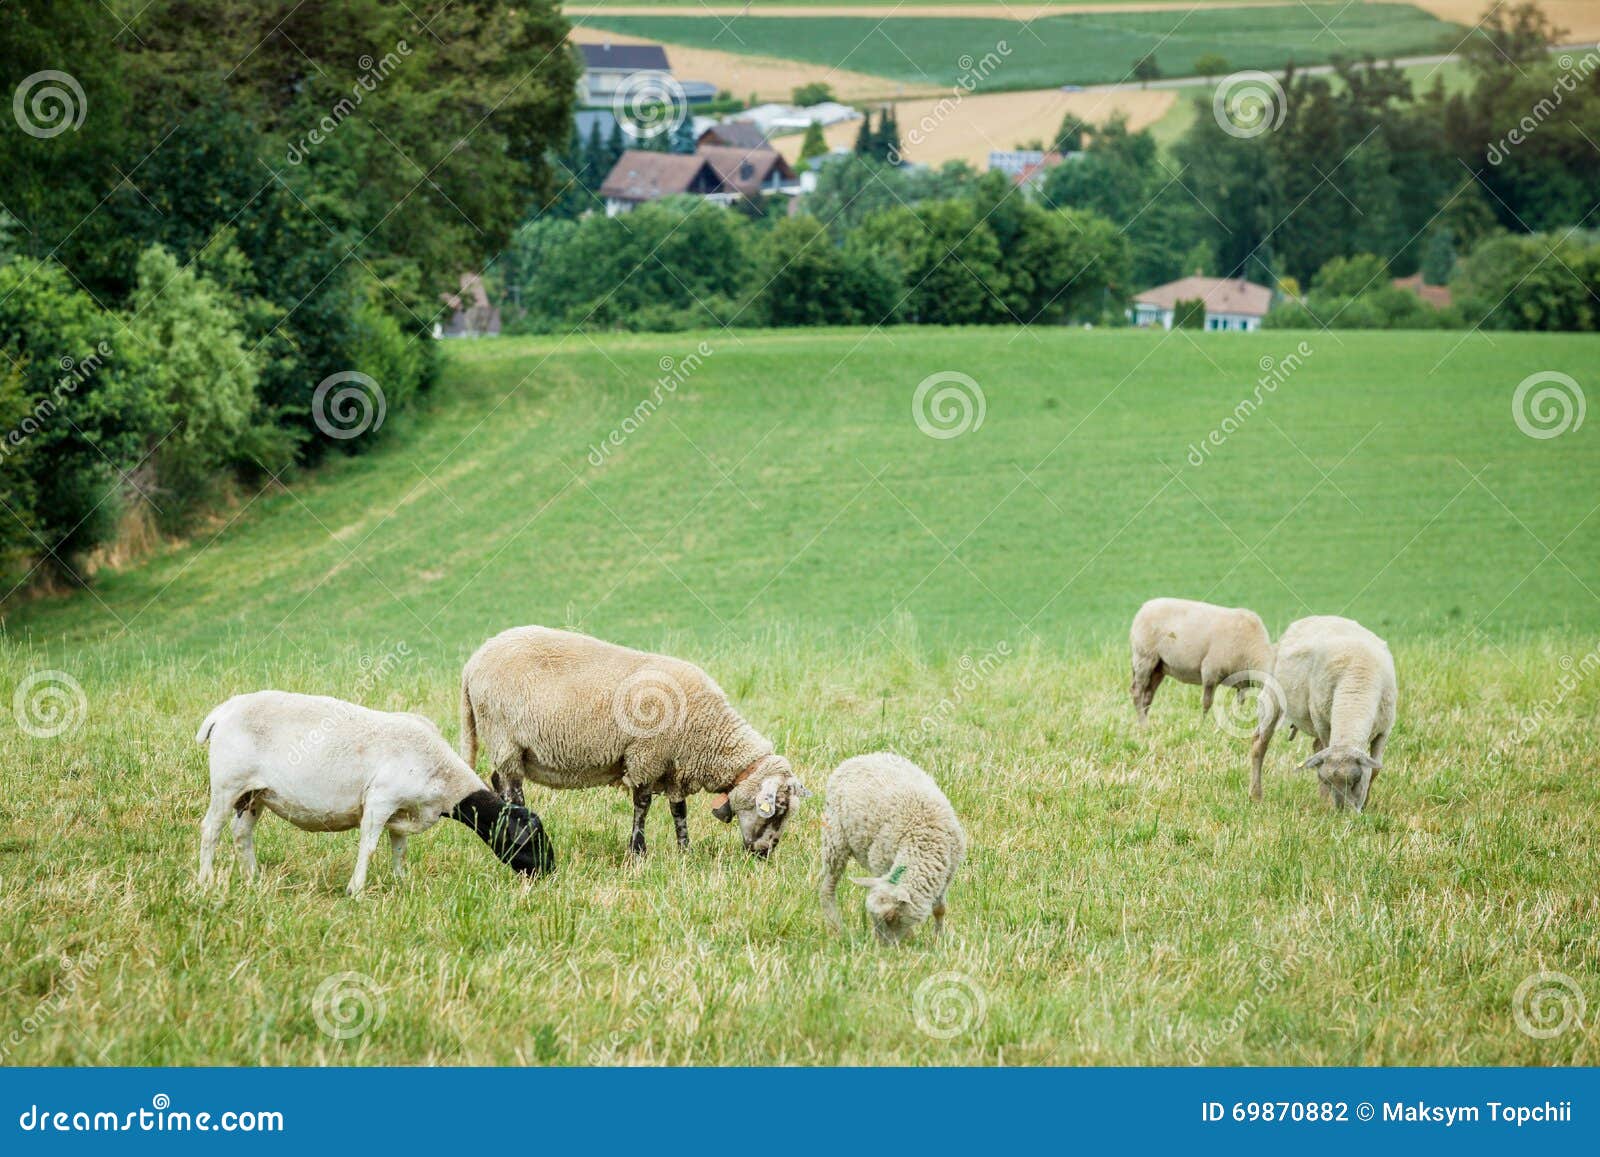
top-left (756, 798), bottom-right (776, 818)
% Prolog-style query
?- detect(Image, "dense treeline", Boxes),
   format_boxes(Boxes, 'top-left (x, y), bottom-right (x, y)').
top-left (0, 0), bottom-right (576, 591)
top-left (497, 3), bottom-right (1598, 336)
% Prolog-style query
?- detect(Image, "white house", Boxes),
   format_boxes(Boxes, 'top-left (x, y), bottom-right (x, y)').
top-left (1131, 275), bottom-right (1273, 331)
top-left (578, 42), bottom-right (670, 105)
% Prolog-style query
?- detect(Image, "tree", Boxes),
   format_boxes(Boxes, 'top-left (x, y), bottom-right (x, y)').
top-left (754, 216), bottom-right (898, 325)
top-left (853, 109), bottom-right (876, 155)
top-left (1133, 53), bottom-right (1161, 87)
top-left (798, 121), bottom-right (830, 166)
top-left (669, 115), bottom-right (698, 155)
top-left (877, 105), bottom-right (902, 163)
top-left (1053, 114), bottom-right (1087, 154)
top-left (1193, 54), bottom-right (1230, 78)
top-left (1173, 297), bottom-right (1206, 328)
top-left (793, 82), bottom-right (835, 107)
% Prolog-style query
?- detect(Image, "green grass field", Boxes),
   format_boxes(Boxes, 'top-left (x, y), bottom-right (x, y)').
top-left (3, 328), bottom-right (1597, 1065)
top-left (583, 5), bottom-right (1463, 91)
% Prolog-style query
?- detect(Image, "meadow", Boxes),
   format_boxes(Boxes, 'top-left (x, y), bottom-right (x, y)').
top-left (2, 327), bottom-right (1597, 1065)
top-left (582, 4), bottom-right (1464, 91)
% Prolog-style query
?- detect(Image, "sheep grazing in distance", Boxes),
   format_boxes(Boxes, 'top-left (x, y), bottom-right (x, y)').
top-left (460, 625), bottom-right (810, 859)
top-left (1129, 597), bottom-right (1275, 724)
top-left (820, 752), bottom-right (966, 944)
top-left (197, 691), bottom-right (554, 895)
top-left (1251, 616), bottom-right (1397, 811)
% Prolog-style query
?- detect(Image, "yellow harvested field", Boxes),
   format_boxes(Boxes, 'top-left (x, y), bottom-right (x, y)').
top-left (1394, 0), bottom-right (1600, 43)
top-left (567, 25), bottom-right (931, 102)
top-left (770, 86), bottom-right (1177, 168)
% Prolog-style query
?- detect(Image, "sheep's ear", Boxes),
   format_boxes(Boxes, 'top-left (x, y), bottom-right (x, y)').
top-left (1299, 749), bottom-right (1329, 770)
top-left (1357, 752), bottom-right (1382, 771)
top-left (849, 875), bottom-right (880, 888)
top-left (755, 778), bottom-right (779, 818)
top-left (789, 777), bottom-right (813, 800)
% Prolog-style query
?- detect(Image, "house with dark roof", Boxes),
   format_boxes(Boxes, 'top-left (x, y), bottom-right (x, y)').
top-left (695, 144), bottom-right (798, 199)
top-left (579, 42), bottom-right (670, 105)
top-left (600, 151), bottom-right (724, 216)
top-left (599, 145), bottom-right (799, 215)
top-left (698, 121), bottom-right (768, 150)
top-left (1131, 275), bottom-right (1274, 331)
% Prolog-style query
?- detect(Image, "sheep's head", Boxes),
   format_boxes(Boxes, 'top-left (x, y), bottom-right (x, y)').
top-left (450, 789), bottom-right (556, 877)
top-left (851, 872), bottom-right (916, 943)
top-left (1301, 746), bottom-right (1380, 812)
top-left (710, 756), bottom-right (810, 859)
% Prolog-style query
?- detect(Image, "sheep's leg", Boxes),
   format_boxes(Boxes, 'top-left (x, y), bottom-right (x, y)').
top-left (198, 791), bottom-right (234, 886)
top-left (388, 831), bottom-right (408, 880)
top-left (669, 799), bottom-right (689, 850)
top-left (819, 824), bottom-right (849, 934)
top-left (346, 808), bottom-right (389, 896)
top-left (629, 785), bottom-right (653, 858)
top-left (1250, 700), bottom-right (1281, 802)
top-left (932, 896), bottom-right (948, 937)
top-left (231, 796), bottom-right (262, 881)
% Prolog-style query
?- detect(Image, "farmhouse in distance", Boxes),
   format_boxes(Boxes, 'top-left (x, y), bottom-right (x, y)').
top-left (1131, 275), bottom-right (1274, 331)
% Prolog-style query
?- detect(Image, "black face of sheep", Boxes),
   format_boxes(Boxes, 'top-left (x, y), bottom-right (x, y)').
top-left (450, 789), bottom-right (555, 876)
top-left (1301, 747), bottom-right (1379, 812)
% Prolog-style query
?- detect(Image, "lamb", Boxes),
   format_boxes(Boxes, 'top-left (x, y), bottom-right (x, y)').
top-left (196, 691), bottom-right (554, 894)
top-left (1250, 615), bottom-right (1396, 811)
top-left (819, 752), bottom-right (966, 944)
top-left (1129, 597), bottom-right (1275, 724)
top-left (459, 625), bottom-right (810, 859)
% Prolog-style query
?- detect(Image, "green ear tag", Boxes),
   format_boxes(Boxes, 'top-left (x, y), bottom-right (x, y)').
top-left (886, 865), bottom-right (906, 885)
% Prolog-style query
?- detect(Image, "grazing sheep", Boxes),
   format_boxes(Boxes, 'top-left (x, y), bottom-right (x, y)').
top-left (1250, 616), bottom-right (1396, 811)
top-left (1129, 597), bottom-right (1275, 724)
top-left (460, 625), bottom-right (810, 859)
top-left (820, 752), bottom-right (966, 943)
top-left (197, 691), bottom-right (554, 894)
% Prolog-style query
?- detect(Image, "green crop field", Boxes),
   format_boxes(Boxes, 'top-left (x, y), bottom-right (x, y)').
top-left (3, 328), bottom-right (1597, 1065)
top-left (582, 5), bottom-right (1464, 91)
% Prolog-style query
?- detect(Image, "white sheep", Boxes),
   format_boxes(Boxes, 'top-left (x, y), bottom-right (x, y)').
top-left (196, 690), bottom-right (554, 894)
top-left (1129, 597), bottom-right (1275, 724)
top-left (1250, 615), bottom-right (1396, 811)
top-left (460, 625), bottom-right (809, 859)
top-left (820, 752), bottom-right (966, 943)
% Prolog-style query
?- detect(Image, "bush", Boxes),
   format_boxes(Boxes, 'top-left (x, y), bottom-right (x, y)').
top-left (755, 217), bottom-right (899, 326)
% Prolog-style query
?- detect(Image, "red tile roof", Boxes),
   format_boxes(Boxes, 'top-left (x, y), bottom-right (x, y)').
top-left (1133, 275), bottom-right (1273, 317)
